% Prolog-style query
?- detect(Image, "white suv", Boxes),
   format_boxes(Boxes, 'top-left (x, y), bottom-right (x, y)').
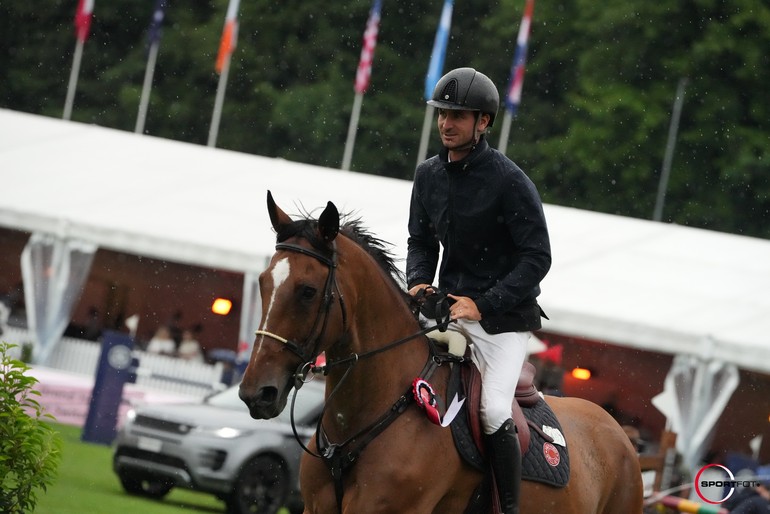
top-left (112, 380), bottom-right (325, 514)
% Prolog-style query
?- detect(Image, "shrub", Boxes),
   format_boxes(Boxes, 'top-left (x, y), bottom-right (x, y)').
top-left (0, 342), bottom-right (62, 513)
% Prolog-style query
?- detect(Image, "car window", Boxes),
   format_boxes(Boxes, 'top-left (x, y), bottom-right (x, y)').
top-left (206, 380), bottom-right (326, 425)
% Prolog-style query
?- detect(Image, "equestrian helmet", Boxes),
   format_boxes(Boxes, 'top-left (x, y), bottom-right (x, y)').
top-left (428, 67), bottom-right (500, 127)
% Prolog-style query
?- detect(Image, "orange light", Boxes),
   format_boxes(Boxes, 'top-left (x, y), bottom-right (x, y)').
top-left (211, 298), bottom-right (233, 315)
top-left (571, 367), bottom-right (592, 380)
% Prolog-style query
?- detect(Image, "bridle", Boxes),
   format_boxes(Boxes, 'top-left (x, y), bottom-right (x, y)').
top-left (255, 240), bottom-right (451, 378)
top-left (255, 238), bottom-right (458, 514)
top-left (254, 241), bottom-right (348, 374)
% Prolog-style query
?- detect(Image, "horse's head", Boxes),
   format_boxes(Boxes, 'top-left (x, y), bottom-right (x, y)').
top-left (239, 191), bottom-right (345, 419)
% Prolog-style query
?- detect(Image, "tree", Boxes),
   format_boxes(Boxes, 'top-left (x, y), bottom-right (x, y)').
top-left (0, 343), bottom-right (62, 513)
top-left (0, 0), bottom-right (767, 237)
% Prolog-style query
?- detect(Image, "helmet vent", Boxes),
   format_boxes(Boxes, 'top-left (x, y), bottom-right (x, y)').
top-left (440, 79), bottom-right (458, 103)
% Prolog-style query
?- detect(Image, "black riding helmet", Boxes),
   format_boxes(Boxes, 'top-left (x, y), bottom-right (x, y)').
top-left (427, 67), bottom-right (500, 127)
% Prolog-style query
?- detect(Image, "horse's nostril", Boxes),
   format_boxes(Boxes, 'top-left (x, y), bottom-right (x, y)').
top-left (239, 385), bottom-right (278, 409)
top-left (260, 386), bottom-right (278, 404)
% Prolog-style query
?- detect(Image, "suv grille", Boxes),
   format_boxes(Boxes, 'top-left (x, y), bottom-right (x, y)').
top-left (116, 446), bottom-right (187, 470)
top-left (134, 414), bottom-right (196, 435)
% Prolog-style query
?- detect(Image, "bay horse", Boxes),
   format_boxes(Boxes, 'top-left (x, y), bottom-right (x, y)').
top-left (239, 192), bottom-right (643, 514)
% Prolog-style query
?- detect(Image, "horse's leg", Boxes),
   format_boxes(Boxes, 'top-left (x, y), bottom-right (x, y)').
top-left (342, 418), bottom-right (476, 513)
top-left (299, 449), bottom-right (338, 514)
top-left (594, 425), bottom-right (644, 514)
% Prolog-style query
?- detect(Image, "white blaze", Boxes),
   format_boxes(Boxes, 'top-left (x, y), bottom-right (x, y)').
top-left (256, 257), bottom-right (290, 353)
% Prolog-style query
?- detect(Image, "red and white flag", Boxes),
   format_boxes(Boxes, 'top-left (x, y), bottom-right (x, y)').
top-left (505, 0), bottom-right (534, 115)
top-left (354, 0), bottom-right (383, 94)
top-left (216, 0), bottom-right (241, 74)
top-left (74, 0), bottom-right (95, 43)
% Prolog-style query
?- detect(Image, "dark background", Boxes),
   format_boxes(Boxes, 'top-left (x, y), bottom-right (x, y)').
top-left (2, 0), bottom-right (768, 237)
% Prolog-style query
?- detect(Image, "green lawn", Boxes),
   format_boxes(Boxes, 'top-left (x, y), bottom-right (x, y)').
top-left (34, 424), bottom-right (289, 514)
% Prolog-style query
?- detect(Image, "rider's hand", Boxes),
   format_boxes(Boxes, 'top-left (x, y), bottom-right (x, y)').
top-left (447, 294), bottom-right (482, 321)
top-left (408, 284), bottom-right (434, 297)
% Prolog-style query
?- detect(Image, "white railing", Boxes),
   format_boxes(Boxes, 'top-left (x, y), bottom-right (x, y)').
top-left (48, 336), bottom-right (101, 376)
top-left (132, 351), bottom-right (225, 397)
top-left (1, 327), bottom-right (226, 398)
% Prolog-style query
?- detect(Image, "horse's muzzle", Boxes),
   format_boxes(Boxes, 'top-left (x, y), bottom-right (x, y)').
top-left (238, 384), bottom-right (284, 420)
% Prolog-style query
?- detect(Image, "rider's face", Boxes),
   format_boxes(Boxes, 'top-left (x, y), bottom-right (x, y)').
top-left (437, 109), bottom-right (489, 157)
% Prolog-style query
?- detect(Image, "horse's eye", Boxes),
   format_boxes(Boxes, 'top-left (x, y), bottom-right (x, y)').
top-left (300, 285), bottom-right (317, 300)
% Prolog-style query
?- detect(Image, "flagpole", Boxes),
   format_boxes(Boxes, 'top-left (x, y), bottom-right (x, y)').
top-left (63, 39), bottom-right (85, 121)
top-left (497, 109), bottom-right (513, 155)
top-left (653, 77), bottom-right (688, 222)
top-left (209, 0), bottom-right (240, 148)
top-left (417, 106), bottom-right (435, 166)
top-left (208, 55), bottom-right (231, 148)
top-left (418, 0), bottom-right (453, 165)
top-left (341, 0), bottom-right (382, 171)
top-left (135, 41), bottom-right (159, 134)
top-left (342, 92), bottom-right (364, 171)
top-left (499, 0), bottom-right (535, 155)
top-left (65, 0), bottom-right (95, 121)
top-left (135, 0), bottom-right (166, 135)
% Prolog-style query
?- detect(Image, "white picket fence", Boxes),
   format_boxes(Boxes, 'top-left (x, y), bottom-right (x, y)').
top-left (1, 326), bottom-right (227, 398)
top-left (132, 351), bottom-right (225, 397)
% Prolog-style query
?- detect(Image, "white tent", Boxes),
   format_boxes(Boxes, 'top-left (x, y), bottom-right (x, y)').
top-left (2, 109), bottom-right (770, 374)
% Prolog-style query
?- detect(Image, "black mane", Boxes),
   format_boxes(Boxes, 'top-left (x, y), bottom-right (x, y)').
top-left (274, 213), bottom-right (406, 291)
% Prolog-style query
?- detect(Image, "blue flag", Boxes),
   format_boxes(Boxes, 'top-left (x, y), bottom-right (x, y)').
top-left (147, 0), bottom-right (167, 46)
top-left (424, 0), bottom-right (454, 101)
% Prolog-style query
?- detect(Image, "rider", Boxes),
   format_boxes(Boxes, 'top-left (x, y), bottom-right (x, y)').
top-left (406, 67), bottom-right (551, 514)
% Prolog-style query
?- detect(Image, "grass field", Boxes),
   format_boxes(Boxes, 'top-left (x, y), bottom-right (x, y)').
top-left (34, 423), bottom-right (288, 514)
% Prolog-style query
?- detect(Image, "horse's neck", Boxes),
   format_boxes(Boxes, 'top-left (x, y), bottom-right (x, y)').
top-left (324, 263), bottom-right (427, 432)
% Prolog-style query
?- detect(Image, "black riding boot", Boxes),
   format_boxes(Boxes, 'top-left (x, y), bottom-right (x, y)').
top-left (484, 418), bottom-right (522, 514)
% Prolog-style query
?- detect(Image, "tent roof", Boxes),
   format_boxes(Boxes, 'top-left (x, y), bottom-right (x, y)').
top-left (2, 109), bottom-right (769, 374)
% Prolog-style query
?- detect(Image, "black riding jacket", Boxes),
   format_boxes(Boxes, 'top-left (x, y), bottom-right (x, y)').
top-left (406, 138), bottom-right (551, 334)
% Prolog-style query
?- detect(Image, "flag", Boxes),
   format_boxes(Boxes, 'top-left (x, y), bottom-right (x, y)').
top-left (147, 0), bottom-right (167, 46)
top-left (424, 0), bottom-right (454, 101)
top-left (215, 0), bottom-right (241, 74)
top-left (354, 0), bottom-right (383, 94)
top-left (504, 0), bottom-right (534, 115)
top-left (74, 0), bottom-right (95, 43)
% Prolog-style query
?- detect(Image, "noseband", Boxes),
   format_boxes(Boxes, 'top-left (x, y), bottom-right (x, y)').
top-left (255, 241), bottom-right (348, 371)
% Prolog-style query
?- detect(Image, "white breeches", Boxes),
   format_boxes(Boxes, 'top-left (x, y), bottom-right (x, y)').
top-left (448, 320), bottom-right (529, 434)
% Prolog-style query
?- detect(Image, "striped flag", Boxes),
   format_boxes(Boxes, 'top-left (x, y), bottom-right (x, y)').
top-left (504, 0), bottom-right (534, 115)
top-left (147, 0), bottom-right (167, 46)
top-left (354, 0), bottom-right (383, 94)
top-left (424, 0), bottom-right (454, 101)
top-left (74, 0), bottom-right (95, 43)
top-left (215, 0), bottom-right (241, 74)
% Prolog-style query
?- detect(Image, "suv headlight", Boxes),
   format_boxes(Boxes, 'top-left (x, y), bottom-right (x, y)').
top-left (196, 426), bottom-right (254, 439)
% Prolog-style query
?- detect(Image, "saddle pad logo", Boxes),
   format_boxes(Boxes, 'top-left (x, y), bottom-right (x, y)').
top-left (543, 442), bottom-right (561, 467)
top-left (542, 425), bottom-right (566, 447)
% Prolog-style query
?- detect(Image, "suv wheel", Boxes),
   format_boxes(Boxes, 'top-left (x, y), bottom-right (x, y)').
top-left (118, 471), bottom-right (173, 498)
top-left (226, 455), bottom-right (289, 514)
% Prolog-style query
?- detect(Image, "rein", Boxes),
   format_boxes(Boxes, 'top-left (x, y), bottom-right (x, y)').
top-left (312, 317), bottom-right (453, 374)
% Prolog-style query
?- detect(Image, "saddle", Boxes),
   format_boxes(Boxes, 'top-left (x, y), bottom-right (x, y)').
top-left (427, 329), bottom-right (539, 458)
top-left (428, 329), bottom-right (570, 513)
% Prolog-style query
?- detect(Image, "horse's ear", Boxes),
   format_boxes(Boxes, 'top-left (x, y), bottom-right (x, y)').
top-left (318, 201), bottom-right (339, 243)
top-left (267, 190), bottom-right (292, 232)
